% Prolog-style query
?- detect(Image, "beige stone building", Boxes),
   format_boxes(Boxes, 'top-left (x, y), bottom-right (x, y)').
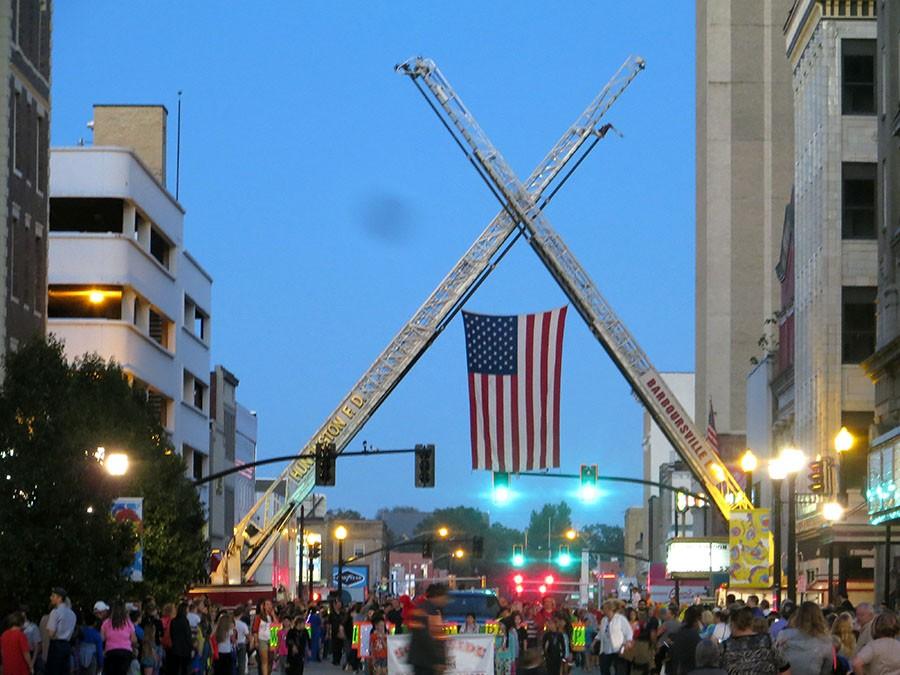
top-left (623, 506), bottom-right (645, 579)
top-left (695, 0), bottom-right (795, 440)
top-left (782, 0), bottom-right (880, 604)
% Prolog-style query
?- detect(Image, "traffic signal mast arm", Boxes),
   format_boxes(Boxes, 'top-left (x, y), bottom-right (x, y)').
top-left (213, 57), bottom-right (646, 585)
top-left (399, 57), bottom-right (752, 519)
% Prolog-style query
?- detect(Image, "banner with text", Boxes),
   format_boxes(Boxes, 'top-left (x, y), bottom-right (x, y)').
top-left (112, 497), bottom-right (144, 582)
top-left (387, 634), bottom-right (494, 675)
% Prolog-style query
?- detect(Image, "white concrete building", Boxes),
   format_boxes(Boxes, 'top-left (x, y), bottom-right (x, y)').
top-left (47, 105), bottom-right (213, 506)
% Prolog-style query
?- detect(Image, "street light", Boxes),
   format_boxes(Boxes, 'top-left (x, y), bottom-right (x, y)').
top-left (835, 427), bottom-right (854, 453)
top-left (335, 525), bottom-right (348, 597)
top-left (564, 528), bottom-right (577, 541)
top-left (768, 458), bottom-right (787, 607)
top-left (437, 526), bottom-right (450, 538)
top-left (105, 452), bottom-right (129, 476)
top-left (770, 448), bottom-right (805, 604)
top-left (453, 548), bottom-right (465, 559)
top-left (823, 501), bottom-right (844, 522)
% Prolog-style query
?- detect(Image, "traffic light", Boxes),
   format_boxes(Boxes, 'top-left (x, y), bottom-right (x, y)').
top-left (579, 464), bottom-right (598, 503)
top-left (472, 536), bottom-right (484, 559)
top-left (513, 574), bottom-right (524, 585)
top-left (422, 540), bottom-right (432, 558)
top-left (808, 460), bottom-right (825, 493)
top-left (493, 472), bottom-right (510, 504)
top-left (310, 542), bottom-right (322, 559)
top-left (415, 444), bottom-right (435, 487)
top-left (558, 545), bottom-right (572, 567)
top-left (315, 442), bottom-right (336, 486)
top-left (511, 544), bottom-right (525, 567)
top-left (544, 574), bottom-right (555, 585)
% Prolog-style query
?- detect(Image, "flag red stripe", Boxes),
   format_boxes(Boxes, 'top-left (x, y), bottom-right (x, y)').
top-left (525, 314), bottom-right (535, 470)
top-left (496, 375), bottom-right (505, 467)
top-left (552, 307), bottom-right (567, 467)
top-left (468, 372), bottom-right (479, 468)
top-left (539, 310), bottom-right (551, 469)
top-left (511, 374), bottom-right (520, 473)
top-left (480, 374), bottom-right (492, 470)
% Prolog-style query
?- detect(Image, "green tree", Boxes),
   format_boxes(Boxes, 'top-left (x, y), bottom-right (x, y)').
top-left (327, 509), bottom-right (364, 520)
top-left (0, 338), bottom-right (207, 612)
top-left (525, 501), bottom-right (573, 557)
top-left (581, 523), bottom-right (625, 561)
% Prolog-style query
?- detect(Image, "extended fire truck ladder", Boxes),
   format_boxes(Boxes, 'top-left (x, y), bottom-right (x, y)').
top-left (396, 57), bottom-right (753, 520)
top-left (214, 56), bottom-right (645, 585)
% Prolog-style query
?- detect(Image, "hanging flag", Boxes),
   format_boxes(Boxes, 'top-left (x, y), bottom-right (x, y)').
top-left (462, 307), bottom-right (567, 471)
top-left (706, 398), bottom-right (719, 453)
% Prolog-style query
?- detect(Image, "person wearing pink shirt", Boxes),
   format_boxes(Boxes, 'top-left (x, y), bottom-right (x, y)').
top-left (100, 602), bottom-right (137, 675)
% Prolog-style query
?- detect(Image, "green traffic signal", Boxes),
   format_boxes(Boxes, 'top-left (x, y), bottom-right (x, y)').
top-left (558, 544), bottom-right (572, 567)
top-left (511, 543), bottom-right (525, 567)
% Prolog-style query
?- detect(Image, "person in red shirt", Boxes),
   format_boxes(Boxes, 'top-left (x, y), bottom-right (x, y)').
top-left (2, 611), bottom-right (34, 675)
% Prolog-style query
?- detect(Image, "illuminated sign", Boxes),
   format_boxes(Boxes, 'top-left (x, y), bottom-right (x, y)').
top-left (666, 539), bottom-right (729, 575)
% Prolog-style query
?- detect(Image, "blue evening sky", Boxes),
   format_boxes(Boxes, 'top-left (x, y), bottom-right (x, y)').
top-left (52, 2), bottom-right (696, 530)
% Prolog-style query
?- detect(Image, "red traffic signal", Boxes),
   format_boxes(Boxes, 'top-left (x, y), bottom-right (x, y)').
top-left (513, 574), bottom-right (524, 585)
top-left (544, 574), bottom-right (555, 585)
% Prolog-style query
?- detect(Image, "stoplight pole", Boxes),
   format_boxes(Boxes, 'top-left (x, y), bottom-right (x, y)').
top-left (513, 470), bottom-right (711, 503)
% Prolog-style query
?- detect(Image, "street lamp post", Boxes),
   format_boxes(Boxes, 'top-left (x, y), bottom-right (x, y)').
top-left (769, 458), bottom-right (789, 607)
top-left (777, 447), bottom-right (805, 602)
top-left (823, 500), bottom-right (845, 606)
top-left (335, 525), bottom-right (348, 597)
top-left (740, 450), bottom-right (758, 506)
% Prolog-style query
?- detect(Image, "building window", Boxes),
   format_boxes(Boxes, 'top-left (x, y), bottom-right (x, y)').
top-left (148, 308), bottom-right (172, 349)
top-left (147, 391), bottom-right (171, 429)
top-left (843, 163), bottom-right (877, 239)
top-left (353, 544), bottom-right (365, 558)
top-left (195, 307), bottom-right (208, 341)
top-left (842, 286), bottom-right (876, 364)
top-left (50, 198), bottom-right (124, 233)
top-left (191, 448), bottom-right (206, 481)
top-left (149, 226), bottom-right (171, 268)
top-left (842, 39), bottom-right (876, 115)
top-left (48, 285), bottom-right (123, 319)
top-left (193, 379), bottom-right (206, 411)
top-left (36, 114), bottom-right (47, 193)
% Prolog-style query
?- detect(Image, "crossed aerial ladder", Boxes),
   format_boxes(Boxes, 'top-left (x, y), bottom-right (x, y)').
top-left (215, 56), bottom-right (753, 585)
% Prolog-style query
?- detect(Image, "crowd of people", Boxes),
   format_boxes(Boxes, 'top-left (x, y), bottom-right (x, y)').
top-left (3, 586), bottom-right (900, 675)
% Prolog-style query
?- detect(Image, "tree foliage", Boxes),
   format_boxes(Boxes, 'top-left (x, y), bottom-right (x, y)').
top-left (0, 339), bottom-right (206, 613)
top-left (525, 501), bottom-right (573, 555)
top-left (327, 509), bottom-right (364, 520)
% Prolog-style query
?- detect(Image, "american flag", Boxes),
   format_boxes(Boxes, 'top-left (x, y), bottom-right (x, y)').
top-left (462, 307), bottom-right (567, 471)
top-left (706, 399), bottom-right (719, 452)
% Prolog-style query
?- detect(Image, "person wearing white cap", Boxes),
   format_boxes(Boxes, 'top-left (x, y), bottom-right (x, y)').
top-left (94, 602), bottom-right (110, 621)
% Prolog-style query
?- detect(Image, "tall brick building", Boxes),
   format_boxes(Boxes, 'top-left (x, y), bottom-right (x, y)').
top-left (0, 1), bottom-right (51, 360)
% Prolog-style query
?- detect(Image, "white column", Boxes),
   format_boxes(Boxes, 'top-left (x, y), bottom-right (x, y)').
top-left (579, 550), bottom-right (589, 606)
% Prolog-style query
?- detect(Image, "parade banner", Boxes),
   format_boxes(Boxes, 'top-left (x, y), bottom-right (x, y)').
top-left (728, 508), bottom-right (772, 589)
top-left (111, 497), bottom-right (143, 582)
top-left (387, 634), bottom-right (494, 675)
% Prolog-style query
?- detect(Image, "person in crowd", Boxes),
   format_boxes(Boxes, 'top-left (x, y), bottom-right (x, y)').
top-left (541, 617), bottom-right (567, 675)
top-left (719, 606), bottom-right (789, 675)
top-left (854, 603), bottom-right (876, 655)
top-left (367, 616), bottom-right (388, 675)
top-left (20, 607), bottom-right (41, 673)
top-left (255, 600), bottom-right (277, 675)
top-left (233, 606), bottom-right (249, 675)
top-left (306, 604), bottom-right (322, 662)
top-left (100, 601), bottom-right (137, 675)
top-left (774, 601), bottom-right (831, 675)
top-left (686, 639), bottom-right (727, 675)
top-left (211, 612), bottom-right (234, 675)
top-left (168, 603), bottom-right (194, 675)
top-left (852, 610), bottom-right (900, 675)
top-left (698, 611), bottom-right (715, 640)
top-left (746, 597), bottom-right (763, 619)
top-left (594, 600), bottom-right (631, 675)
top-left (668, 606), bottom-right (703, 675)
top-left (327, 600), bottom-right (346, 668)
top-left (460, 613), bottom-right (479, 634)
top-left (408, 584), bottom-right (449, 675)
top-left (45, 587), bottom-right (76, 675)
top-left (709, 609), bottom-right (730, 643)
top-left (78, 613), bottom-right (104, 675)
top-left (2, 611), bottom-right (35, 675)
top-left (830, 612), bottom-right (855, 670)
top-left (533, 598), bottom-right (556, 637)
top-left (159, 603), bottom-right (175, 673)
top-left (769, 601), bottom-right (795, 642)
top-left (140, 624), bottom-right (160, 675)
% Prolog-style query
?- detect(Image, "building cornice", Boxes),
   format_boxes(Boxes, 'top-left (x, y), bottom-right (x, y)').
top-left (784, 0), bottom-right (877, 67)
top-left (861, 333), bottom-right (900, 383)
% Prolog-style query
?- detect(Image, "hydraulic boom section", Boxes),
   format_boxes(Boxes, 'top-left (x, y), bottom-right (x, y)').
top-left (214, 56), bottom-right (645, 585)
top-left (399, 57), bottom-right (752, 519)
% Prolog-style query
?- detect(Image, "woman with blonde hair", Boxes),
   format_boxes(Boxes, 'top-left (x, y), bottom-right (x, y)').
top-left (830, 612), bottom-right (856, 660)
top-left (774, 601), bottom-right (832, 675)
top-left (213, 612), bottom-right (235, 675)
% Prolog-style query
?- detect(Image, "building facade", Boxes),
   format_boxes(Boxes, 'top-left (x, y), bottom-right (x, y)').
top-left (781, 0), bottom-right (881, 603)
top-left (623, 506), bottom-right (645, 579)
top-left (321, 517), bottom-right (389, 594)
top-left (695, 0), bottom-right (795, 440)
top-left (208, 365), bottom-right (258, 552)
top-left (863, 0), bottom-right (900, 605)
top-left (0, 1), bottom-right (52, 360)
top-left (48, 105), bottom-right (213, 505)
